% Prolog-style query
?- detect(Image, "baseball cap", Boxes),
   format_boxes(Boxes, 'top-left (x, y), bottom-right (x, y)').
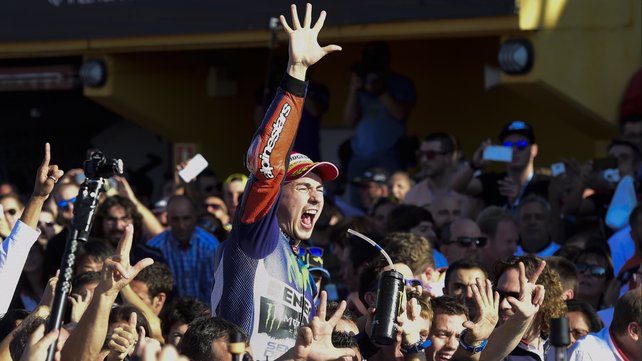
top-left (352, 167), bottom-right (389, 186)
top-left (499, 120), bottom-right (536, 143)
top-left (286, 152), bottom-right (339, 183)
top-left (301, 250), bottom-right (331, 279)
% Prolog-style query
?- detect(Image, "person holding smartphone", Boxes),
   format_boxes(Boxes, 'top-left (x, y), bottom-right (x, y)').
top-left (452, 120), bottom-right (551, 209)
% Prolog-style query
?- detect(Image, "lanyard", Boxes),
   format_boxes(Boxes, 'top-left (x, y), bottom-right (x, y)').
top-left (510, 171), bottom-right (534, 209)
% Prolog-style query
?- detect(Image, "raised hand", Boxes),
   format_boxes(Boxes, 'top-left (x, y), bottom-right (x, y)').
top-left (69, 289), bottom-right (93, 323)
top-left (282, 291), bottom-right (356, 361)
top-left (506, 261), bottom-right (546, 319)
top-left (398, 297), bottom-right (425, 346)
top-left (279, 3), bottom-right (341, 80)
top-left (34, 143), bottom-right (64, 199)
top-left (39, 271), bottom-right (59, 309)
top-left (462, 278), bottom-right (500, 343)
top-left (96, 224), bottom-right (154, 297)
top-left (107, 312), bottom-right (139, 361)
top-left (471, 139), bottom-right (492, 170)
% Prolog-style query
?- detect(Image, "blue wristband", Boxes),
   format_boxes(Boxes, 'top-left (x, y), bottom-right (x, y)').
top-left (459, 330), bottom-right (488, 354)
top-left (401, 339), bottom-right (432, 354)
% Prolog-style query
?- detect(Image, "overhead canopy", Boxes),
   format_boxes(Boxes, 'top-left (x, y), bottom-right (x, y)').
top-left (0, 0), bottom-right (515, 42)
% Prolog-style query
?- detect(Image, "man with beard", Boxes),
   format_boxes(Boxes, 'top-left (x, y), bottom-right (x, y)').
top-left (210, 5), bottom-right (341, 359)
top-left (405, 133), bottom-right (469, 211)
top-left (93, 195), bottom-right (165, 264)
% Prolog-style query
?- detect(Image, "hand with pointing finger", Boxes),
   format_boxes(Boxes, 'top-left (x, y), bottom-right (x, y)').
top-left (34, 143), bottom-right (64, 200)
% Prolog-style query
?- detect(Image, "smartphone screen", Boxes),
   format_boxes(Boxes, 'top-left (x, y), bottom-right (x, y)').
top-left (179, 154), bottom-right (209, 183)
top-left (483, 145), bottom-right (513, 162)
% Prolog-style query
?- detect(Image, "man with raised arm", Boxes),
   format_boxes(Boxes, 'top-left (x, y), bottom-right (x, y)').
top-left (209, 4), bottom-right (341, 359)
top-left (1, 143), bottom-right (64, 315)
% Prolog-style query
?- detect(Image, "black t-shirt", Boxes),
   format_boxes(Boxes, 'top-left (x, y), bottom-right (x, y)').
top-left (477, 172), bottom-right (551, 207)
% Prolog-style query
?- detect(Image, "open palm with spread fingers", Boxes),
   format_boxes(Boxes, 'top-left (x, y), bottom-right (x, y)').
top-left (463, 278), bottom-right (500, 342)
top-left (506, 261), bottom-right (546, 319)
top-left (279, 3), bottom-right (341, 79)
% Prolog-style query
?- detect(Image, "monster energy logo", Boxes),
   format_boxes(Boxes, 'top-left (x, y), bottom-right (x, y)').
top-left (258, 297), bottom-right (304, 339)
top-left (264, 303), bottom-right (283, 332)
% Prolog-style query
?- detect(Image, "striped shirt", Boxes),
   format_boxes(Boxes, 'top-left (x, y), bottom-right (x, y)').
top-left (148, 227), bottom-right (219, 304)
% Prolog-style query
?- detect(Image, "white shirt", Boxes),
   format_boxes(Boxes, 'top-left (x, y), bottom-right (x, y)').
top-left (568, 328), bottom-right (625, 361)
top-left (0, 220), bottom-right (40, 315)
top-left (515, 242), bottom-right (560, 258)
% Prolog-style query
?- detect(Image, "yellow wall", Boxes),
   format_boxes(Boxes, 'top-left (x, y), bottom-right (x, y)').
top-left (85, 34), bottom-right (618, 177)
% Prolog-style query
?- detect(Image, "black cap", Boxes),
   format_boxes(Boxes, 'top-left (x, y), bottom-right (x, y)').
top-left (352, 167), bottom-right (389, 186)
top-left (499, 120), bottom-right (536, 143)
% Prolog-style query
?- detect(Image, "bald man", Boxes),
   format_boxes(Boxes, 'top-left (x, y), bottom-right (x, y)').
top-left (148, 195), bottom-right (219, 304)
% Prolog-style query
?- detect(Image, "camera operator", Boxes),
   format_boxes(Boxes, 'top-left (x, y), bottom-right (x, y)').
top-left (344, 41), bottom-right (417, 208)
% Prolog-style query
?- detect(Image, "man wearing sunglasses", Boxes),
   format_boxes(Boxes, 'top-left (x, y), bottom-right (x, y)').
top-left (210, 5), bottom-right (341, 359)
top-left (405, 132), bottom-right (462, 210)
top-left (439, 218), bottom-right (486, 265)
top-left (453, 120), bottom-right (550, 209)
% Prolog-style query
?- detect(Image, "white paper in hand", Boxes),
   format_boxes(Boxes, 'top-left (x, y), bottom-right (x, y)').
top-left (178, 154), bottom-right (209, 183)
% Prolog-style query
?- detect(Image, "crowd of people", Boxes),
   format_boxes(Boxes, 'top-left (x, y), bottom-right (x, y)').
top-left (1, 4), bottom-right (641, 361)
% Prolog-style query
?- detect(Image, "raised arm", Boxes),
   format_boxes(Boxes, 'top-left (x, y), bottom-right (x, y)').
top-left (61, 225), bottom-right (153, 361)
top-left (20, 143), bottom-right (64, 229)
top-left (236, 3), bottom-right (340, 256)
top-left (0, 143), bottom-right (63, 315)
top-left (479, 261), bottom-right (546, 361)
top-left (113, 176), bottom-right (164, 238)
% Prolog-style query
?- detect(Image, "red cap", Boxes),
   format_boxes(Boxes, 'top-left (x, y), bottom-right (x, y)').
top-left (285, 152), bottom-right (339, 183)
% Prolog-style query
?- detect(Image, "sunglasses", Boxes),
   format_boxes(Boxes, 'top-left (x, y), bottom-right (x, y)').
top-left (204, 203), bottom-right (224, 210)
top-left (299, 246), bottom-right (323, 258)
top-left (576, 263), bottom-right (607, 278)
top-left (445, 236), bottom-right (487, 248)
top-left (503, 140), bottom-right (530, 151)
top-left (38, 221), bottom-right (55, 228)
top-left (56, 197), bottom-right (76, 209)
top-left (404, 279), bottom-right (423, 288)
top-left (493, 288), bottom-right (520, 302)
top-left (416, 150), bottom-right (448, 160)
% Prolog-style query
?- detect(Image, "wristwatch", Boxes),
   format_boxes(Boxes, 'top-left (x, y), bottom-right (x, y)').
top-left (401, 339), bottom-right (432, 354)
top-left (458, 329), bottom-right (488, 354)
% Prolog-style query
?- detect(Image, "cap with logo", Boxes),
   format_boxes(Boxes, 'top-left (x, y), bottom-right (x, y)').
top-left (352, 167), bottom-right (390, 186)
top-left (285, 152), bottom-right (339, 183)
top-left (499, 120), bottom-right (536, 143)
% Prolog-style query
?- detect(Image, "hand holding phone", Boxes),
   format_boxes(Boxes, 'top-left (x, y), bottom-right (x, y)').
top-left (551, 162), bottom-right (566, 177)
top-left (178, 154), bottom-right (209, 183)
top-left (483, 145), bottom-right (513, 163)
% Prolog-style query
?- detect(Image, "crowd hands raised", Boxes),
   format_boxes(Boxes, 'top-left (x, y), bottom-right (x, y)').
top-left (1, 3), bottom-right (642, 361)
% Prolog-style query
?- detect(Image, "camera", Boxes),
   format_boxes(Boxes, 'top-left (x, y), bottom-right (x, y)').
top-left (83, 150), bottom-right (124, 179)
